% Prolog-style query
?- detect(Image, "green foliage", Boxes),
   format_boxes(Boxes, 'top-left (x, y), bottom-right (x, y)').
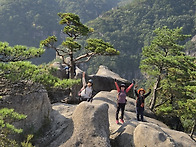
top-left (56, 0), bottom-right (122, 22)
top-left (40, 36), bottom-right (57, 48)
top-left (156, 104), bottom-right (173, 115)
top-left (0, 0), bottom-right (195, 79)
top-left (0, 41), bottom-right (80, 96)
top-left (85, 38), bottom-right (120, 55)
top-left (178, 99), bottom-right (196, 132)
top-left (0, 61), bottom-right (80, 93)
top-left (0, 108), bottom-right (27, 147)
top-left (41, 13), bottom-right (119, 79)
top-left (140, 26), bottom-right (196, 132)
top-left (0, 40), bottom-right (80, 144)
top-left (0, 0), bottom-right (123, 48)
top-left (62, 38), bottom-right (81, 52)
top-left (87, 0), bottom-right (196, 79)
top-left (140, 26), bottom-right (191, 76)
top-left (0, 0), bottom-right (60, 46)
top-left (21, 135), bottom-right (35, 147)
top-left (58, 12), bottom-right (94, 37)
top-left (0, 42), bottom-right (45, 62)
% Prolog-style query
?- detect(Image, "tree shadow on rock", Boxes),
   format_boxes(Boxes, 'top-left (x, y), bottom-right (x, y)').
top-left (33, 109), bottom-right (74, 147)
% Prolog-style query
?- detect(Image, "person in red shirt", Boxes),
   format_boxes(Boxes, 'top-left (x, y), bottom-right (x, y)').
top-left (114, 79), bottom-right (135, 124)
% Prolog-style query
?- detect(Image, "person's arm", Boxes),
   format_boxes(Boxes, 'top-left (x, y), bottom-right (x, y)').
top-left (126, 80), bottom-right (135, 93)
top-left (134, 85), bottom-right (139, 97)
top-left (144, 89), bottom-right (151, 98)
top-left (114, 79), bottom-right (120, 92)
top-left (126, 83), bottom-right (134, 93)
top-left (82, 72), bottom-right (86, 87)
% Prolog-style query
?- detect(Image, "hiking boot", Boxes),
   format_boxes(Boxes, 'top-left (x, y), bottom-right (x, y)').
top-left (116, 120), bottom-right (119, 124)
top-left (120, 119), bottom-right (124, 123)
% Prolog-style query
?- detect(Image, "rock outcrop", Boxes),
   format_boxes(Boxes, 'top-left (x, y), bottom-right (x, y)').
top-left (4, 65), bottom-right (195, 146)
top-left (48, 88), bottom-right (70, 104)
top-left (95, 65), bottom-right (128, 82)
top-left (93, 90), bottom-right (196, 147)
top-left (50, 62), bottom-right (67, 79)
top-left (186, 35), bottom-right (196, 57)
top-left (62, 102), bottom-right (110, 147)
top-left (0, 88), bottom-right (51, 134)
top-left (134, 123), bottom-right (195, 147)
top-left (34, 103), bottom-right (76, 147)
top-left (89, 65), bottom-right (134, 97)
top-left (49, 65), bottom-right (134, 103)
top-left (34, 90), bottom-right (196, 147)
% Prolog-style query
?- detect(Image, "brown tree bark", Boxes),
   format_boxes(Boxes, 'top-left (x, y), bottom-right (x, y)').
top-left (190, 119), bottom-right (196, 139)
top-left (150, 75), bottom-right (161, 111)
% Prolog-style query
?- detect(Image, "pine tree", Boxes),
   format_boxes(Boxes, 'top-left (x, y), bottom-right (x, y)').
top-left (140, 26), bottom-right (196, 134)
top-left (140, 26), bottom-right (191, 110)
top-left (41, 13), bottom-right (120, 79)
top-left (0, 41), bottom-right (79, 145)
top-left (0, 41), bottom-right (79, 96)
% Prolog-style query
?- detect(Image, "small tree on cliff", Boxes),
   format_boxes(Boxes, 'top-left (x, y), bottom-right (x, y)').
top-left (140, 26), bottom-right (192, 111)
top-left (41, 13), bottom-right (120, 79)
top-left (0, 41), bottom-right (79, 96)
top-left (0, 41), bottom-right (79, 145)
top-left (0, 108), bottom-right (27, 146)
top-left (140, 26), bottom-right (196, 134)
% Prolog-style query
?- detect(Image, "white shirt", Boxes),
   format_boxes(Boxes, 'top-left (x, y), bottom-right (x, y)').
top-left (80, 86), bottom-right (93, 98)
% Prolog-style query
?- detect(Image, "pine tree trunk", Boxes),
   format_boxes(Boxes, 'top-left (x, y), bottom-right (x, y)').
top-left (150, 75), bottom-right (161, 111)
top-left (70, 53), bottom-right (75, 79)
top-left (68, 53), bottom-right (78, 103)
top-left (190, 119), bottom-right (196, 139)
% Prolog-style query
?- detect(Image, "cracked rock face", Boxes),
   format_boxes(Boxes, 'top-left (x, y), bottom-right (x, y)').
top-left (134, 123), bottom-right (196, 147)
top-left (61, 102), bottom-right (110, 147)
top-left (0, 89), bottom-right (51, 134)
top-left (134, 124), bottom-right (175, 147)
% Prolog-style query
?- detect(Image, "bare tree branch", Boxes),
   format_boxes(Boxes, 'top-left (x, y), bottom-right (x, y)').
top-left (74, 52), bottom-right (95, 62)
top-left (75, 54), bottom-right (96, 64)
top-left (154, 98), bottom-right (170, 108)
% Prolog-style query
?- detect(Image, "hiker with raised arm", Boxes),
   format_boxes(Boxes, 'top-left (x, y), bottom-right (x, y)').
top-left (134, 85), bottom-right (151, 121)
top-left (114, 79), bottom-right (135, 124)
top-left (78, 72), bottom-right (93, 102)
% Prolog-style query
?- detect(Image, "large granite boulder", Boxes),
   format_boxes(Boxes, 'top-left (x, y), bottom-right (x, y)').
top-left (50, 62), bottom-right (67, 79)
top-left (0, 87), bottom-right (51, 135)
top-left (186, 35), bottom-right (196, 57)
top-left (89, 65), bottom-right (134, 97)
top-left (50, 61), bottom-right (83, 80)
top-left (96, 65), bottom-right (128, 82)
top-left (48, 88), bottom-right (70, 104)
top-left (134, 123), bottom-right (196, 147)
top-left (62, 102), bottom-right (110, 147)
top-left (33, 103), bottom-right (76, 147)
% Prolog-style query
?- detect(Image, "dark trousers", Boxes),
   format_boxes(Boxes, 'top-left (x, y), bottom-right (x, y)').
top-left (136, 107), bottom-right (144, 121)
top-left (80, 97), bottom-right (93, 102)
top-left (116, 103), bottom-right (126, 120)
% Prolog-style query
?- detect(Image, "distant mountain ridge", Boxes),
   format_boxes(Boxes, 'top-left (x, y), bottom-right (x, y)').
top-left (0, 0), bottom-right (126, 46)
top-left (0, 0), bottom-right (127, 63)
top-left (0, 0), bottom-right (195, 79)
top-left (85, 0), bottom-right (196, 79)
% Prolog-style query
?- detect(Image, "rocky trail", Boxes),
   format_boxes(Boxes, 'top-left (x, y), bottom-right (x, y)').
top-left (35, 90), bottom-right (196, 147)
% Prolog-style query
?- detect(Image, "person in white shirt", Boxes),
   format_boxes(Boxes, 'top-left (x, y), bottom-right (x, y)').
top-left (78, 72), bottom-right (93, 102)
